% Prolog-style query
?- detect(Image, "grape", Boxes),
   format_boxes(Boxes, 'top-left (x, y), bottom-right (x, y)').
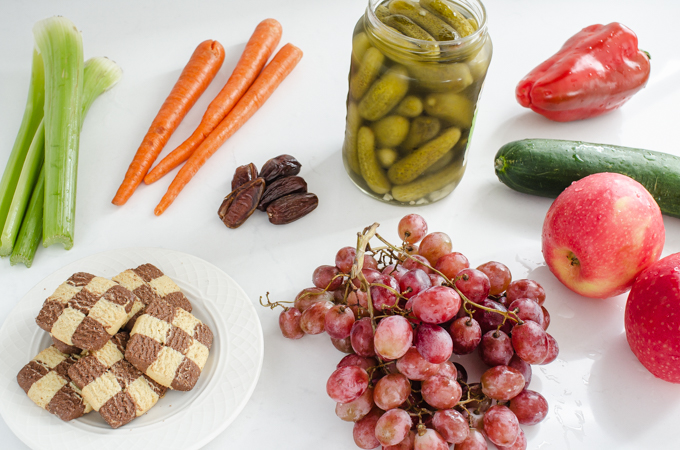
top-left (353, 407), bottom-right (383, 449)
top-left (313, 264), bottom-right (343, 290)
top-left (375, 408), bottom-right (412, 446)
top-left (351, 317), bottom-right (376, 357)
top-left (508, 298), bottom-right (544, 327)
top-left (541, 305), bottom-right (551, 330)
top-left (541, 333), bottom-right (559, 365)
top-left (336, 387), bottom-right (374, 422)
top-left (511, 321), bottom-right (549, 364)
top-left (383, 430), bottom-right (415, 450)
top-left (338, 354), bottom-right (378, 370)
top-left (398, 214), bottom-right (428, 244)
top-left (374, 373), bottom-right (411, 410)
top-left (414, 428), bottom-right (449, 450)
top-left (478, 330), bottom-right (513, 367)
top-left (326, 365), bottom-right (369, 403)
top-left (364, 254), bottom-right (379, 270)
top-left (299, 301), bottom-right (333, 335)
top-left (403, 243), bottom-right (419, 255)
top-left (421, 375), bottom-right (462, 409)
top-left (480, 365), bottom-right (525, 401)
top-left (353, 268), bottom-right (383, 288)
top-left (419, 232), bottom-right (453, 265)
top-left (331, 336), bottom-right (354, 353)
top-left (437, 361), bottom-right (457, 379)
top-left (434, 252), bottom-right (470, 279)
top-left (374, 315), bottom-right (414, 360)
top-left (429, 274), bottom-right (446, 286)
top-left (476, 261), bottom-right (512, 296)
top-left (383, 264), bottom-right (408, 282)
top-left (400, 269), bottom-right (432, 299)
top-left (483, 405), bottom-right (520, 447)
top-left (452, 362), bottom-right (467, 383)
top-left (325, 304), bottom-right (355, 339)
top-left (414, 323), bottom-right (453, 364)
top-left (411, 286), bottom-right (461, 324)
top-left (455, 268), bottom-right (490, 303)
top-left (347, 289), bottom-right (369, 318)
top-left (472, 298), bottom-right (510, 334)
top-left (432, 409), bottom-right (469, 444)
top-left (403, 255), bottom-right (434, 274)
top-left (497, 429), bottom-right (526, 450)
top-left (450, 317), bottom-right (482, 355)
top-left (370, 274), bottom-right (400, 311)
top-left (453, 429), bottom-right (487, 450)
top-left (506, 279), bottom-right (546, 305)
top-left (508, 354), bottom-right (532, 388)
top-left (336, 246), bottom-right (356, 274)
top-left (396, 346), bottom-right (440, 381)
top-left (279, 308), bottom-right (304, 339)
top-left (509, 389), bottom-right (549, 425)
top-left (294, 287), bottom-right (334, 312)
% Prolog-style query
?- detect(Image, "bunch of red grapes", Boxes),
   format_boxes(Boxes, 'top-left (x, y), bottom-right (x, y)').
top-left (267, 214), bottom-right (558, 450)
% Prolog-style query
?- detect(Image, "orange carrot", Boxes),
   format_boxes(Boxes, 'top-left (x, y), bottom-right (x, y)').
top-left (154, 43), bottom-right (303, 216)
top-left (112, 40), bottom-right (225, 206)
top-left (144, 19), bottom-right (283, 185)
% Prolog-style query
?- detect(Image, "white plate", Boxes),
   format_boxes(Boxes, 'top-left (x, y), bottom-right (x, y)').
top-left (0, 248), bottom-right (263, 450)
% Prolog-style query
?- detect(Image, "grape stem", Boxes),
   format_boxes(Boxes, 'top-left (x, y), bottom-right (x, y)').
top-left (258, 292), bottom-right (293, 311)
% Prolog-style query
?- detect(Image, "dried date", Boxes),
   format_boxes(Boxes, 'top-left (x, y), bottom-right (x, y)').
top-left (218, 177), bottom-right (265, 228)
top-left (231, 163), bottom-right (258, 191)
top-left (257, 176), bottom-right (308, 211)
top-left (259, 155), bottom-right (301, 184)
top-left (266, 193), bottom-right (319, 225)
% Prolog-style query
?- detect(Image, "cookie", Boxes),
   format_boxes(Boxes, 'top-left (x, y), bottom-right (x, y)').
top-left (35, 272), bottom-right (136, 351)
top-left (112, 263), bottom-right (192, 331)
top-left (68, 332), bottom-right (167, 428)
top-left (17, 345), bottom-right (92, 421)
top-left (125, 299), bottom-right (212, 391)
top-left (51, 335), bottom-right (82, 355)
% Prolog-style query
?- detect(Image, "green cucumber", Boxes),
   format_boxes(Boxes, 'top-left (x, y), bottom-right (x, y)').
top-left (494, 139), bottom-right (680, 218)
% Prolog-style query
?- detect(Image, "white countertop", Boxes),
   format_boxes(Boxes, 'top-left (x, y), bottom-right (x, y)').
top-left (2, 0), bottom-right (680, 449)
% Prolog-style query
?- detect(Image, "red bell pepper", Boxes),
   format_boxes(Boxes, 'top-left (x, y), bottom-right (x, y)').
top-left (516, 22), bottom-right (651, 122)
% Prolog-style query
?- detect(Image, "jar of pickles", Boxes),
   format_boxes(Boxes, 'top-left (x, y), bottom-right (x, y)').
top-left (342, 0), bottom-right (492, 205)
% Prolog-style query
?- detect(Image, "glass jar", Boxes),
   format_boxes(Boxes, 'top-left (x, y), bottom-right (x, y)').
top-left (342, 0), bottom-right (492, 205)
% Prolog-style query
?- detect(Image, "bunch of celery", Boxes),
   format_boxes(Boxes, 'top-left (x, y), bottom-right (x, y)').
top-left (0, 17), bottom-right (122, 267)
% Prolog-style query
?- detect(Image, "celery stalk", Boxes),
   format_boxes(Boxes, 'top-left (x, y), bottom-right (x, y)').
top-left (9, 57), bottom-right (122, 266)
top-left (0, 48), bottom-right (44, 235)
top-left (33, 16), bottom-right (84, 250)
top-left (10, 167), bottom-right (44, 267)
top-left (0, 124), bottom-right (44, 256)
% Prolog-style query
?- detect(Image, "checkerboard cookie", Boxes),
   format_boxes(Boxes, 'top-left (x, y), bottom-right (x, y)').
top-left (51, 335), bottom-right (82, 355)
top-left (112, 263), bottom-right (192, 331)
top-left (125, 299), bottom-right (213, 391)
top-left (17, 345), bottom-right (92, 421)
top-left (35, 272), bottom-right (136, 351)
top-left (68, 331), bottom-right (167, 428)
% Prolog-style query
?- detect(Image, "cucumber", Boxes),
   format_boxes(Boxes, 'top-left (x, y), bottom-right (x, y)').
top-left (494, 139), bottom-right (680, 218)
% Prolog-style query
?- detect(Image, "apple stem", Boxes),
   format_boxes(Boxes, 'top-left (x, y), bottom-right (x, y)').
top-left (568, 252), bottom-right (580, 267)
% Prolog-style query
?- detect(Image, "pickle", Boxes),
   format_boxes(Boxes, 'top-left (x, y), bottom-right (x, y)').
top-left (383, 15), bottom-right (439, 56)
top-left (388, 127), bottom-right (461, 184)
top-left (392, 161), bottom-right (465, 202)
top-left (373, 115), bottom-right (410, 148)
top-left (343, 102), bottom-right (362, 174)
top-left (424, 92), bottom-right (474, 128)
top-left (377, 148), bottom-right (399, 168)
top-left (407, 61), bottom-right (473, 93)
top-left (424, 147), bottom-right (454, 175)
top-left (419, 0), bottom-right (476, 37)
top-left (358, 65), bottom-right (409, 121)
top-left (401, 116), bottom-right (441, 151)
top-left (350, 47), bottom-right (385, 100)
top-left (468, 40), bottom-right (492, 79)
top-left (358, 126), bottom-right (392, 194)
top-left (375, 4), bottom-right (390, 21)
top-left (352, 32), bottom-right (372, 63)
top-left (395, 95), bottom-right (423, 117)
top-left (388, 0), bottom-right (459, 41)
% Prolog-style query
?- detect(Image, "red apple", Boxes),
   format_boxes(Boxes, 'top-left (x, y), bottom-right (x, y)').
top-left (542, 172), bottom-right (664, 298)
top-left (625, 253), bottom-right (680, 383)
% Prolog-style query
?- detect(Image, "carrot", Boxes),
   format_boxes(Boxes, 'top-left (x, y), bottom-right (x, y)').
top-left (144, 19), bottom-right (283, 185)
top-left (154, 43), bottom-right (303, 216)
top-left (112, 40), bottom-right (225, 206)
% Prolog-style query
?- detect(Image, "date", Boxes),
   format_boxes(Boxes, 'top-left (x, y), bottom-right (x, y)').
top-left (231, 163), bottom-right (258, 191)
top-left (218, 177), bottom-right (265, 228)
top-left (259, 154), bottom-right (301, 184)
top-left (266, 193), bottom-right (319, 225)
top-left (257, 176), bottom-right (308, 211)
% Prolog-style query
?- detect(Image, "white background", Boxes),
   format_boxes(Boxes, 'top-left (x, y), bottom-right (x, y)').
top-left (2, 0), bottom-right (680, 449)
